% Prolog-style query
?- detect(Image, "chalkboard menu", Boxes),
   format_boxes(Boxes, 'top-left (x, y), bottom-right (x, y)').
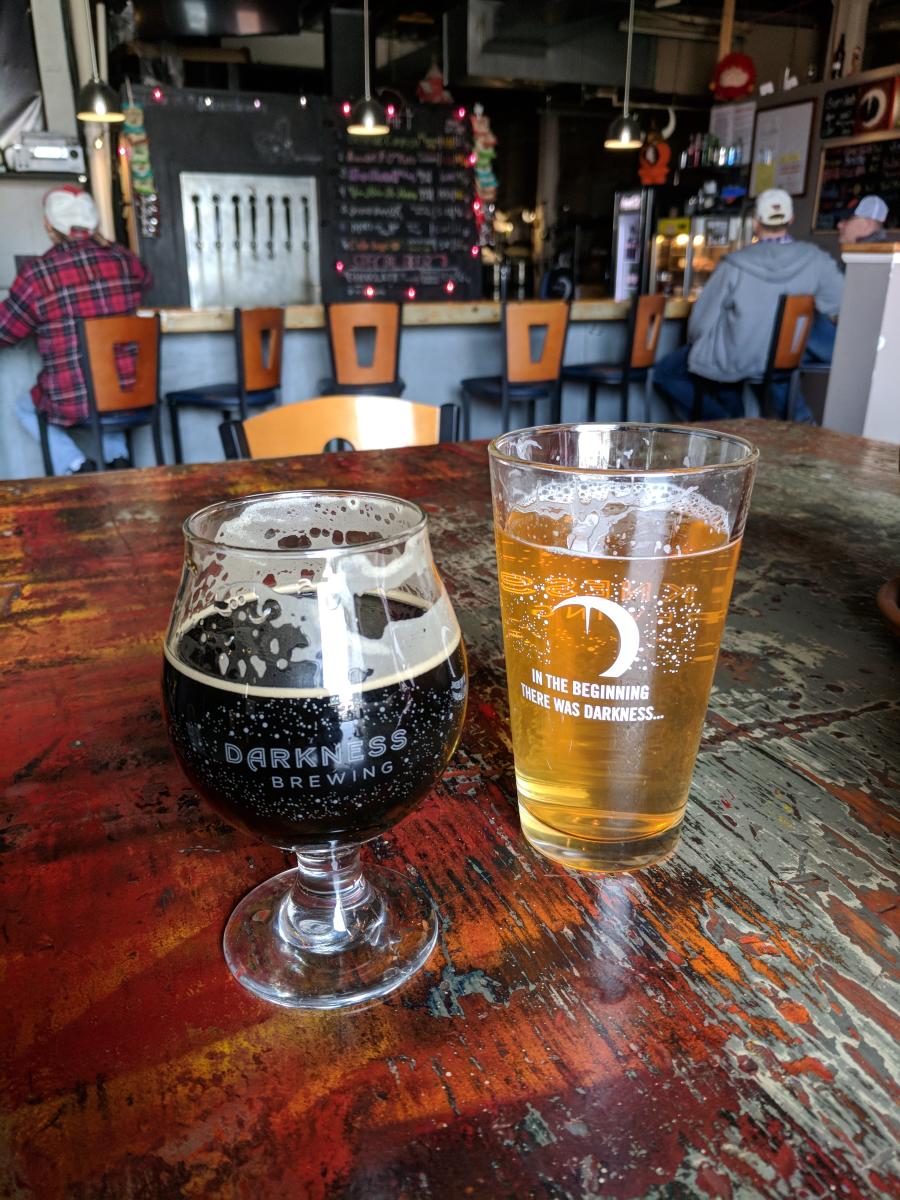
top-left (820, 86), bottom-right (857, 141)
top-left (815, 137), bottom-right (900, 229)
top-left (321, 106), bottom-right (480, 302)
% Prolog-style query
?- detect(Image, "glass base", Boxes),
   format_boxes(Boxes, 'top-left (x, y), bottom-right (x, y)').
top-left (519, 802), bottom-right (682, 873)
top-left (223, 859), bottom-right (438, 1009)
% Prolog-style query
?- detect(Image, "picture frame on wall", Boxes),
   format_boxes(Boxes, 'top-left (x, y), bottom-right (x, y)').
top-left (750, 100), bottom-right (815, 197)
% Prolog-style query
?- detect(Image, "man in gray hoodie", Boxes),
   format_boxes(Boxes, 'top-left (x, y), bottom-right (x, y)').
top-left (654, 188), bottom-right (844, 422)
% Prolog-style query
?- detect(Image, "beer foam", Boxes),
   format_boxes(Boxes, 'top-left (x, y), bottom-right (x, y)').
top-left (514, 479), bottom-right (732, 558)
top-left (168, 586), bottom-right (462, 700)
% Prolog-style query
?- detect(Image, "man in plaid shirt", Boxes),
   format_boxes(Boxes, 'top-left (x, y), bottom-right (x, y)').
top-left (1, 186), bottom-right (150, 474)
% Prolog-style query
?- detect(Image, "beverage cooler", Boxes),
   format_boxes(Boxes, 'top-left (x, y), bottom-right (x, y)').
top-left (611, 190), bottom-right (655, 302)
top-left (650, 214), bottom-right (750, 299)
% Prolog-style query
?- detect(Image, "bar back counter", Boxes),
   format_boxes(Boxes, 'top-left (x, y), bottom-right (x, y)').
top-left (0, 299), bottom-right (689, 478)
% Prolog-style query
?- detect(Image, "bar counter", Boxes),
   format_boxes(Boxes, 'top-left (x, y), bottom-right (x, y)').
top-left (0, 297), bottom-right (689, 479)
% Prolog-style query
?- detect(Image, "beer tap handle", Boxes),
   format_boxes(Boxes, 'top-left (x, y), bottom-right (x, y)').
top-left (266, 195), bottom-right (275, 259)
top-left (301, 195), bottom-right (310, 253)
top-left (191, 193), bottom-right (203, 250)
top-left (232, 194), bottom-right (241, 250)
top-left (249, 194), bottom-right (258, 255)
top-left (283, 196), bottom-right (292, 252)
top-left (212, 193), bottom-right (222, 251)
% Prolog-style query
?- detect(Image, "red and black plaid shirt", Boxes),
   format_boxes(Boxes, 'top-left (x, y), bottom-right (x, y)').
top-left (0, 233), bottom-right (150, 426)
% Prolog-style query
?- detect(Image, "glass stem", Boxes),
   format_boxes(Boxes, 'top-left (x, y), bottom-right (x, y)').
top-left (277, 845), bottom-right (383, 955)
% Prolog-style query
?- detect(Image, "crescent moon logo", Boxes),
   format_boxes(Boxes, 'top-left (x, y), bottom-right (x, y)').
top-left (551, 596), bottom-right (640, 679)
top-left (857, 87), bottom-right (886, 129)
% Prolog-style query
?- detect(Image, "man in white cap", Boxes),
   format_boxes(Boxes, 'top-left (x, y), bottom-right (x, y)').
top-left (654, 187), bottom-right (844, 422)
top-left (838, 195), bottom-right (889, 244)
top-left (0, 185), bottom-right (150, 473)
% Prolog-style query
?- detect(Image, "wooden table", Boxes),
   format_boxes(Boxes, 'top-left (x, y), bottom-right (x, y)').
top-left (2, 421), bottom-right (898, 1200)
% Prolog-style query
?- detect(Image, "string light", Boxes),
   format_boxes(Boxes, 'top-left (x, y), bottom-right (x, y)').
top-left (386, 103), bottom-right (396, 118)
top-left (335, 260), bottom-right (345, 273)
top-left (203, 96), bottom-right (213, 107)
top-left (152, 87), bottom-right (163, 102)
top-left (473, 199), bottom-right (482, 213)
top-left (406, 287), bottom-right (416, 299)
top-left (341, 101), bottom-right (352, 116)
top-left (364, 284), bottom-right (375, 298)
top-left (470, 245), bottom-right (480, 257)
top-left (253, 98), bottom-right (261, 110)
top-left (299, 95), bottom-right (308, 107)
top-left (468, 152), bottom-right (477, 166)
top-left (456, 106), bottom-right (466, 120)
top-left (444, 280), bottom-right (456, 294)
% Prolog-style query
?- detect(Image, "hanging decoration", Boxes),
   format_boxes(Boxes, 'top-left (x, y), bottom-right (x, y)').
top-left (638, 132), bottom-right (672, 185)
top-left (417, 60), bottom-right (453, 104)
top-left (121, 104), bottom-right (159, 239)
top-left (470, 102), bottom-right (498, 231)
top-left (712, 53), bottom-right (757, 101)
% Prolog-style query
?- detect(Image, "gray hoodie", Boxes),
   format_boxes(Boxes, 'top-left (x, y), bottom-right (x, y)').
top-left (687, 240), bottom-right (844, 382)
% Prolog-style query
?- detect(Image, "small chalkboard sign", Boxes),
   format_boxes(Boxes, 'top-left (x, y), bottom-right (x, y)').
top-left (815, 137), bottom-right (900, 230)
top-left (820, 86), bottom-right (857, 141)
top-left (321, 106), bottom-right (480, 302)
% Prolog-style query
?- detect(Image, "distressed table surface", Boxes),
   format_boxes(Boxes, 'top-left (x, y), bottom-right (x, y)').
top-left (1, 420), bottom-right (898, 1200)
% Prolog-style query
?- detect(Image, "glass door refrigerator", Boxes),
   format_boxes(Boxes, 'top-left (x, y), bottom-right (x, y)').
top-left (611, 189), bottom-right (655, 302)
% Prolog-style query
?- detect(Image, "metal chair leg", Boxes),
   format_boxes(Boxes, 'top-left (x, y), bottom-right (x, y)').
top-left (588, 382), bottom-right (597, 422)
top-left (620, 375), bottom-right (629, 423)
top-left (37, 411), bottom-right (54, 476)
top-left (168, 401), bottom-right (184, 464)
top-left (644, 369), bottom-right (654, 423)
top-left (152, 410), bottom-right (165, 465)
top-left (550, 383), bottom-right (561, 424)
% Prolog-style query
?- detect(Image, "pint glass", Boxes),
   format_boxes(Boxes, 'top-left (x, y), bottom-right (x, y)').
top-left (489, 424), bottom-right (757, 872)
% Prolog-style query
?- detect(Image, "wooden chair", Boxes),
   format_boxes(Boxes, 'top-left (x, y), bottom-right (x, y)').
top-left (220, 394), bottom-right (460, 460)
top-left (460, 300), bottom-right (570, 438)
top-left (38, 314), bottom-right (163, 475)
top-left (691, 294), bottom-right (815, 421)
top-left (321, 302), bottom-right (404, 396)
top-left (165, 306), bottom-right (284, 463)
top-left (562, 293), bottom-right (666, 422)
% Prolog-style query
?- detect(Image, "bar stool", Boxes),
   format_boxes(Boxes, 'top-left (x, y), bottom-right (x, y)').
top-left (38, 314), bottom-right (163, 475)
top-left (691, 294), bottom-right (815, 421)
top-left (320, 302), bottom-right (404, 396)
top-left (165, 307), bottom-right (284, 463)
top-left (562, 294), bottom-right (666, 422)
top-left (460, 300), bottom-right (570, 438)
top-left (220, 395), bottom-right (459, 459)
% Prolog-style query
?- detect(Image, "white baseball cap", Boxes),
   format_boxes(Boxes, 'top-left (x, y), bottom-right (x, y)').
top-left (755, 188), bottom-right (794, 226)
top-left (854, 195), bottom-right (888, 223)
top-left (43, 186), bottom-right (99, 234)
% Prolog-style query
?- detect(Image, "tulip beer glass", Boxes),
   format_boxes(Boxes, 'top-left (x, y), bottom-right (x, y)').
top-left (489, 424), bottom-right (757, 872)
top-left (163, 491), bottom-right (467, 1008)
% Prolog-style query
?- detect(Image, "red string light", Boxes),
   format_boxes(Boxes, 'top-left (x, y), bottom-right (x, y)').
top-left (444, 280), bottom-right (456, 294)
top-left (335, 260), bottom-right (345, 273)
top-left (406, 287), bottom-right (416, 299)
top-left (456, 106), bottom-right (466, 120)
top-left (468, 152), bottom-right (477, 166)
top-left (364, 285), bottom-right (375, 298)
top-left (470, 245), bottom-right (480, 257)
top-left (386, 104), bottom-right (396, 118)
top-left (152, 87), bottom-right (163, 102)
top-left (341, 101), bottom-right (352, 116)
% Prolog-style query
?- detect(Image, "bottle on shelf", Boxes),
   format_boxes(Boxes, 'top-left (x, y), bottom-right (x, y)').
top-left (831, 34), bottom-right (845, 79)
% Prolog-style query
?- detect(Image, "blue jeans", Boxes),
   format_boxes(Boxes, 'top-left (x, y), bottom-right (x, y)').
top-left (653, 346), bottom-right (815, 423)
top-left (15, 395), bottom-right (127, 474)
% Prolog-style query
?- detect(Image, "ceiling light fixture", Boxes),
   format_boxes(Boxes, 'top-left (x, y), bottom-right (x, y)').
top-left (76, 0), bottom-right (124, 123)
top-left (347, 0), bottom-right (389, 136)
top-left (604, 0), bottom-right (643, 150)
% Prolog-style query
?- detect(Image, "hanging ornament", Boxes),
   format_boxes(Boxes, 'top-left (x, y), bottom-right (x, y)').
top-left (470, 102), bottom-right (498, 217)
top-left (638, 131), bottom-right (672, 185)
top-left (711, 53), bottom-right (757, 101)
top-left (417, 59), bottom-right (453, 104)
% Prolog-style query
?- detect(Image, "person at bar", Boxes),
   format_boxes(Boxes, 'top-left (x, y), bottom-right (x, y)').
top-left (0, 186), bottom-right (151, 474)
top-left (653, 189), bottom-right (844, 423)
top-left (838, 195), bottom-right (889, 245)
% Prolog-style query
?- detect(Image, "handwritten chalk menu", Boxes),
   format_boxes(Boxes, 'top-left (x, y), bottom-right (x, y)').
top-left (815, 137), bottom-right (900, 230)
top-left (750, 100), bottom-right (814, 197)
top-left (321, 106), bottom-right (480, 301)
top-left (820, 86), bottom-right (857, 141)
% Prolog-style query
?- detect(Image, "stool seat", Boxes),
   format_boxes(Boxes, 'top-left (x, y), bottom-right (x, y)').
top-left (317, 378), bottom-right (405, 398)
top-left (461, 376), bottom-right (556, 402)
top-left (165, 384), bottom-right (278, 409)
top-left (96, 408), bottom-right (161, 430)
top-left (562, 364), bottom-right (649, 386)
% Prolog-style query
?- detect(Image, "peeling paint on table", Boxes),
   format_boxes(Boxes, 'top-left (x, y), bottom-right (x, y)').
top-left (1, 420), bottom-right (898, 1199)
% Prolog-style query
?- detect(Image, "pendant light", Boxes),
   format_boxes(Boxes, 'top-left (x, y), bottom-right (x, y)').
top-left (604, 0), bottom-right (643, 150)
top-left (76, 0), bottom-right (124, 123)
top-left (347, 0), bottom-right (389, 136)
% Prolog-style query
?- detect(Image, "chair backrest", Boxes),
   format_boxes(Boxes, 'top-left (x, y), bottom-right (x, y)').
top-left (629, 293), bottom-right (666, 369)
top-left (236, 307), bottom-right (284, 393)
top-left (326, 302), bottom-right (402, 387)
top-left (503, 300), bottom-right (570, 384)
top-left (221, 394), bottom-right (459, 460)
top-left (77, 314), bottom-right (160, 413)
top-left (768, 294), bottom-right (815, 372)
